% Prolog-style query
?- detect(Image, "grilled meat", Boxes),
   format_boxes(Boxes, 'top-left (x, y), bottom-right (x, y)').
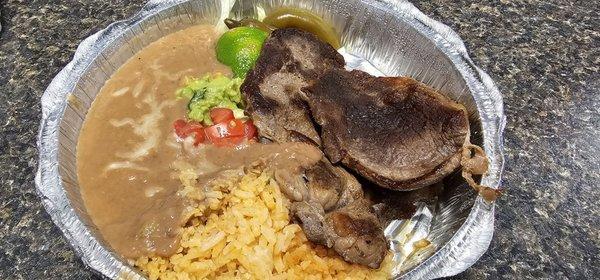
top-left (291, 198), bottom-right (387, 269)
top-left (276, 159), bottom-right (387, 268)
top-left (303, 69), bottom-right (471, 191)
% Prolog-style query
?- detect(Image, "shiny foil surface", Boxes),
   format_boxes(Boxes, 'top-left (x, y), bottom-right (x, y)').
top-left (36, 0), bottom-right (505, 279)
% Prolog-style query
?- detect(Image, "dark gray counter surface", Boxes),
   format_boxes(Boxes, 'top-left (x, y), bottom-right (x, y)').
top-left (0, 0), bottom-right (598, 279)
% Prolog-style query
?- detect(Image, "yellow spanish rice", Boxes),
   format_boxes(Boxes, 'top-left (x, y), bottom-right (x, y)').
top-left (135, 166), bottom-right (392, 279)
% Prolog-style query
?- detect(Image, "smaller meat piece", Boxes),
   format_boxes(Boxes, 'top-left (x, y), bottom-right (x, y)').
top-left (303, 69), bottom-right (472, 191)
top-left (325, 199), bottom-right (388, 269)
top-left (276, 159), bottom-right (387, 268)
top-left (291, 198), bottom-right (387, 269)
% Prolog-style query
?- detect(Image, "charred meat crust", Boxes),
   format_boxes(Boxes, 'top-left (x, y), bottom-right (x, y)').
top-left (303, 69), bottom-right (471, 191)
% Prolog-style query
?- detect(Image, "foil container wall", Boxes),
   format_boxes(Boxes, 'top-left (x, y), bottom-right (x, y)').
top-left (36, 0), bottom-right (505, 279)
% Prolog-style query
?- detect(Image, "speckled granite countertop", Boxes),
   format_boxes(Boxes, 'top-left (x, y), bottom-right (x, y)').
top-left (0, 0), bottom-right (598, 279)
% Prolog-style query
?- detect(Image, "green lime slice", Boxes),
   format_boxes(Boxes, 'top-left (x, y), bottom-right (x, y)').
top-left (216, 27), bottom-right (268, 77)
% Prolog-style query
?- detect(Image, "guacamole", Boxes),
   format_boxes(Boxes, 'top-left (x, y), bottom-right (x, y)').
top-left (176, 73), bottom-right (245, 124)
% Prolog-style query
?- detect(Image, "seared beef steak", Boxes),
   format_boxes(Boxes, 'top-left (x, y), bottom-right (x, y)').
top-left (303, 69), bottom-right (471, 191)
top-left (241, 28), bottom-right (344, 145)
top-left (242, 28), bottom-right (480, 192)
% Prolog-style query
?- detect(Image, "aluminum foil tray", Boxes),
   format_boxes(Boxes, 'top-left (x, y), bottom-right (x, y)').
top-left (36, 0), bottom-right (505, 279)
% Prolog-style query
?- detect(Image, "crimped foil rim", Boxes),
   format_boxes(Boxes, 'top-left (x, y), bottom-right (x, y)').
top-left (36, 0), bottom-right (505, 279)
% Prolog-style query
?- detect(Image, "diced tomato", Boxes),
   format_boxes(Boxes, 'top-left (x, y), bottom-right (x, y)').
top-left (189, 127), bottom-right (205, 145)
top-left (185, 117), bottom-right (258, 147)
top-left (204, 124), bottom-right (224, 141)
top-left (204, 119), bottom-right (257, 147)
top-left (244, 120), bottom-right (258, 140)
top-left (205, 119), bottom-right (245, 140)
top-left (173, 119), bottom-right (188, 138)
top-left (209, 108), bottom-right (235, 124)
top-left (227, 119), bottom-right (246, 136)
top-left (173, 119), bottom-right (205, 145)
top-left (182, 123), bottom-right (204, 137)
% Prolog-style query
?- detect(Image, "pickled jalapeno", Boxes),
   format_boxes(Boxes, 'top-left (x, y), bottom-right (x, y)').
top-left (262, 7), bottom-right (341, 49)
top-left (224, 18), bottom-right (276, 33)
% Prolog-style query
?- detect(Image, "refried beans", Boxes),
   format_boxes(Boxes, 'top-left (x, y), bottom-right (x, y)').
top-left (77, 25), bottom-right (230, 258)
